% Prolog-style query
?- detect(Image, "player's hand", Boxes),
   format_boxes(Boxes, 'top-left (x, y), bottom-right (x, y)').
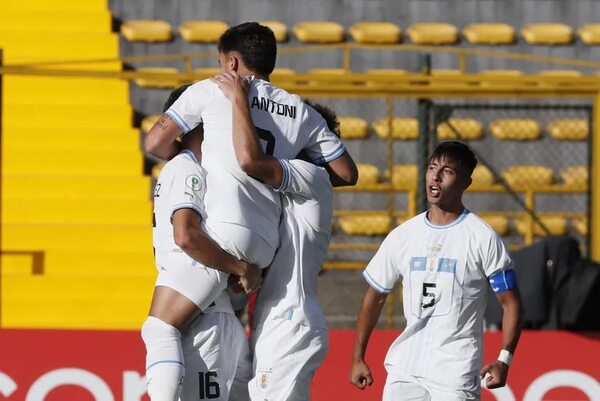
top-left (211, 71), bottom-right (249, 102)
top-left (480, 360), bottom-right (509, 389)
top-left (227, 274), bottom-right (244, 293)
top-left (239, 263), bottom-right (262, 294)
top-left (350, 359), bottom-right (373, 390)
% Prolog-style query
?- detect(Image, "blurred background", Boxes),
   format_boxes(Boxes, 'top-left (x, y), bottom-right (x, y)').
top-left (0, 0), bottom-right (599, 400)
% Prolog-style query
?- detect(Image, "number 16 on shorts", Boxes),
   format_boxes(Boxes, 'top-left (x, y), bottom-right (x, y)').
top-left (198, 371), bottom-right (220, 399)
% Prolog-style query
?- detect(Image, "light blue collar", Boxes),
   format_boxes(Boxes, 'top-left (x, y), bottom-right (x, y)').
top-left (424, 208), bottom-right (470, 229)
top-left (180, 149), bottom-right (200, 166)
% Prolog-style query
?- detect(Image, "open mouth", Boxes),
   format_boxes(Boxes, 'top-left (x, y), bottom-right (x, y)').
top-left (428, 184), bottom-right (441, 198)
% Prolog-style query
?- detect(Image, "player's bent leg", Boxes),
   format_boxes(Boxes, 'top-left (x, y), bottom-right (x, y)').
top-left (141, 316), bottom-right (185, 401)
top-left (382, 373), bottom-right (432, 401)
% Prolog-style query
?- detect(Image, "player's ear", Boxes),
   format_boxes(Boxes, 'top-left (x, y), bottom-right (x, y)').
top-left (229, 54), bottom-right (240, 72)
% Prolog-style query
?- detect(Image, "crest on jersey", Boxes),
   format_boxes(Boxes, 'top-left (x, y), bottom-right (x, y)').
top-left (256, 368), bottom-right (272, 393)
top-left (185, 175), bottom-right (203, 191)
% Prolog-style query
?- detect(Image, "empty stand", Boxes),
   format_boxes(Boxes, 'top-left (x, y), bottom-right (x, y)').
top-left (463, 23), bottom-right (515, 45)
top-left (501, 165), bottom-right (554, 188)
top-left (389, 165), bottom-right (418, 190)
top-left (437, 118), bottom-right (483, 140)
top-left (338, 117), bottom-right (368, 139)
top-left (577, 24), bottom-right (600, 45)
top-left (179, 20), bottom-right (229, 43)
top-left (572, 217), bottom-right (588, 236)
top-left (134, 67), bottom-right (182, 89)
top-left (490, 118), bottom-right (542, 140)
top-left (470, 164), bottom-right (495, 187)
top-left (120, 20), bottom-right (172, 42)
top-left (292, 21), bottom-right (345, 43)
top-left (515, 216), bottom-right (568, 237)
top-left (521, 23), bottom-right (573, 45)
top-left (407, 23), bottom-right (458, 45)
top-left (259, 21), bottom-right (288, 42)
top-left (348, 22), bottom-right (401, 44)
top-left (560, 166), bottom-right (588, 188)
top-left (338, 213), bottom-right (393, 236)
top-left (372, 117), bottom-right (418, 140)
top-left (355, 164), bottom-right (381, 187)
top-left (547, 119), bottom-right (588, 140)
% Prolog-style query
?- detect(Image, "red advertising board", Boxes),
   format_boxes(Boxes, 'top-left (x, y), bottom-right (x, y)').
top-left (0, 329), bottom-right (598, 400)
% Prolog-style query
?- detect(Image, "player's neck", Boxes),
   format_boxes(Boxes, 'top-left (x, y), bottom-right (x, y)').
top-left (238, 67), bottom-right (268, 81)
top-left (427, 204), bottom-right (465, 226)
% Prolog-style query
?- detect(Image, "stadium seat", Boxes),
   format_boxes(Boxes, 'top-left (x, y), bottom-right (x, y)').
top-left (348, 22), bottom-right (401, 43)
top-left (259, 21), bottom-right (288, 42)
top-left (546, 119), bottom-right (588, 140)
top-left (572, 217), bottom-right (588, 236)
top-left (560, 166), bottom-right (588, 188)
top-left (0, 10), bottom-right (112, 33)
top-left (490, 119), bottom-right (541, 140)
top-left (480, 70), bottom-right (524, 76)
top-left (134, 67), bottom-right (181, 89)
top-left (538, 70), bottom-right (583, 77)
top-left (501, 165), bottom-right (554, 188)
top-left (515, 216), bottom-right (568, 237)
top-left (141, 115), bottom-right (161, 133)
top-left (463, 23), bottom-right (515, 45)
top-left (338, 117), bottom-right (368, 139)
top-left (577, 24), bottom-right (600, 45)
top-left (270, 68), bottom-right (297, 83)
top-left (364, 69), bottom-right (408, 86)
top-left (338, 213), bottom-right (392, 235)
top-left (521, 23), bottom-right (573, 45)
top-left (407, 23), bottom-right (458, 45)
top-left (306, 68), bottom-right (347, 86)
top-left (389, 164), bottom-right (418, 190)
top-left (356, 164), bottom-right (381, 187)
top-left (292, 21), bottom-right (344, 43)
top-left (0, 0), bottom-right (107, 11)
top-left (430, 69), bottom-right (462, 76)
top-left (179, 20), bottom-right (229, 43)
top-left (480, 214), bottom-right (509, 235)
top-left (437, 118), bottom-right (483, 140)
top-left (372, 117), bottom-right (418, 140)
top-left (471, 164), bottom-right (495, 187)
top-left (120, 20), bottom-right (172, 42)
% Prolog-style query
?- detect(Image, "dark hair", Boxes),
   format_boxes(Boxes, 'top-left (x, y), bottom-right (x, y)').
top-left (163, 84), bottom-right (191, 113)
top-left (218, 22), bottom-right (277, 76)
top-left (429, 141), bottom-right (478, 177)
top-left (304, 100), bottom-right (341, 138)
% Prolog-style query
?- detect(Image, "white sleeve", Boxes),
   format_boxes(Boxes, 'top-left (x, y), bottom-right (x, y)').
top-left (363, 230), bottom-right (402, 294)
top-left (165, 79), bottom-right (215, 134)
top-left (301, 104), bottom-right (346, 165)
top-left (168, 163), bottom-right (207, 220)
top-left (274, 159), bottom-right (329, 198)
top-left (482, 232), bottom-right (514, 277)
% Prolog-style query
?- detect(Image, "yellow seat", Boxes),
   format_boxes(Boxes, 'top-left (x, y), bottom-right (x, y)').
top-left (134, 67), bottom-right (181, 89)
top-left (501, 165), bottom-right (554, 189)
top-left (292, 21), bottom-right (344, 43)
top-left (521, 23), bottom-right (573, 45)
top-left (356, 164), bottom-right (381, 187)
top-left (560, 166), bottom-right (588, 188)
top-left (372, 118), bottom-right (418, 140)
top-left (463, 23), bottom-right (515, 45)
top-left (515, 216), bottom-right (568, 237)
top-left (348, 22), bottom-right (401, 44)
top-left (141, 115), bottom-right (161, 133)
top-left (179, 20), bottom-right (229, 43)
top-left (0, 10), bottom-right (112, 33)
top-left (338, 213), bottom-right (392, 235)
top-left (364, 69), bottom-right (408, 86)
top-left (338, 117), bottom-right (368, 139)
top-left (480, 214), bottom-right (509, 235)
top-left (121, 20), bottom-right (172, 42)
top-left (547, 119), bottom-right (588, 140)
top-left (307, 68), bottom-right (347, 86)
top-left (437, 118), bottom-right (483, 140)
top-left (572, 217), bottom-right (588, 236)
top-left (431, 69), bottom-right (462, 76)
top-left (490, 119), bottom-right (541, 140)
top-left (407, 23), bottom-right (458, 45)
top-left (260, 21), bottom-right (288, 42)
top-left (0, 0), bottom-right (107, 11)
top-left (389, 165), bottom-right (418, 190)
top-left (471, 164), bottom-right (495, 187)
top-left (578, 24), bottom-right (600, 45)
top-left (538, 70), bottom-right (583, 77)
top-left (481, 70), bottom-right (524, 76)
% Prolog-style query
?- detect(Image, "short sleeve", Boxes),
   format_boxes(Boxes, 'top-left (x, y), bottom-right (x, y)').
top-left (363, 230), bottom-right (402, 293)
top-left (165, 80), bottom-right (215, 134)
top-left (482, 232), bottom-right (514, 277)
top-left (300, 104), bottom-right (346, 165)
top-left (275, 159), bottom-right (330, 199)
top-left (168, 162), bottom-right (207, 220)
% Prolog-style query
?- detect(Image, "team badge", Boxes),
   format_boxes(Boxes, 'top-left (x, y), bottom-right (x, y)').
top-left (185, 175), bottom-right (203, 191)
top-left (256, 368), bottom-right (272, 393)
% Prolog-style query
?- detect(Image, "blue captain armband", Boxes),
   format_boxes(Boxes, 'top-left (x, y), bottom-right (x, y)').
top-left (488, 269), bottom-right (517, 294)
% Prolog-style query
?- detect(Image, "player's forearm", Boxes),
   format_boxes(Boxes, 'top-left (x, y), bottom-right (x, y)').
top-left (499, 290), bottom-right (524, 354)
top-left (325, 152), bottom-right (359, 187)
top-left (352, 288), bottom-right (387, 362)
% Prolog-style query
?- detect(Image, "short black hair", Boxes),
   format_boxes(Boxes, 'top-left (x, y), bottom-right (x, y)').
top-left (163, 84), bottom-right (191, 113)
top-left (218, 22), bottom-right (277, 76)
top-left (429, 141), bottom-right (478, 177)
top-left (304, 100), bottom-right (340, 138)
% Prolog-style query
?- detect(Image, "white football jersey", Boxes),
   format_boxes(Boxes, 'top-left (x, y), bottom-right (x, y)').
top-left (364, 209), bottom-right (513, 389)
top-left (166, 78), bottom-right (345, 267)
top-left (253, 159), bottom-right (333, 329)
top-left (153, 150), bottom-right (206, 269)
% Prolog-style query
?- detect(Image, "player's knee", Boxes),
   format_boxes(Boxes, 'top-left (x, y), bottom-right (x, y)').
top-left (141, 316), bottom-right (181, 344)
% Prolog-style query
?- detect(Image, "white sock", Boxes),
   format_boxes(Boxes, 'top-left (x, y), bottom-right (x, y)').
top-left (141, 316), bottom-right (185, 401)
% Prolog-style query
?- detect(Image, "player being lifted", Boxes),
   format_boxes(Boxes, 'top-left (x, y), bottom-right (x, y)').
top-left (211, 69), bottom-right (335, 401)
top-left (144, 22), bottom-right (358, 401)
top-left (351, 142), bottom-right (523, 401)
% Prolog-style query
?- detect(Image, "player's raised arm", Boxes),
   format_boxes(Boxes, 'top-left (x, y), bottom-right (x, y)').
top-left (212, 71), bottom-right (285, 188)
top-left (145, 113), bottom-right (184, 160)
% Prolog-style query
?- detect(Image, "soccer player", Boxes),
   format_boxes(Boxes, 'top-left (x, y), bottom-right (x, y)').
top-left (211, 71), bottom-right (337, 401)
top-left (350, 142), bottom-right (523, 401)
top-left (144, 85), bottom-right (260, 401)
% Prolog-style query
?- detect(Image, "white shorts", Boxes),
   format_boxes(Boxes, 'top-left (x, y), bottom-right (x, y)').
top-left (155, 252), bottom-right (228, 311)
top-left (249, 318), bottom-right (328, 401)
top-left (383, 372), bottom-right (480, 401)
top-left (179, 311), bottom-right (248, 401)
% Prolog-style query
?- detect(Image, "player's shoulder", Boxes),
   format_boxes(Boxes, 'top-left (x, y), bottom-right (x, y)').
top-left (464, 211), bottom-right (502, 240)
top-left (253, 78), bottom-right (304, 105)
top-left (188, 78), bottom-right (219, 95)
